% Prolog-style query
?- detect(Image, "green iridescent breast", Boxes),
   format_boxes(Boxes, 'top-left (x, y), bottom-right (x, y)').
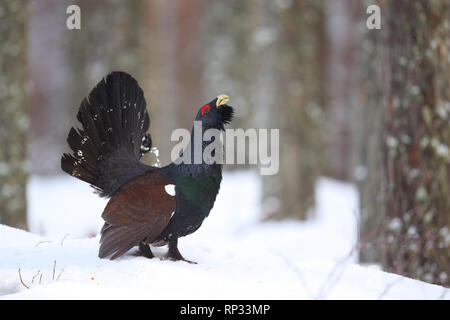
top-left (174, 174), bottom-right (222, 210)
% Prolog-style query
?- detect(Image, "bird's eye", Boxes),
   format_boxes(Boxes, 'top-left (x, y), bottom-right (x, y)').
top-left (201, 105), bottom-right (211, 116)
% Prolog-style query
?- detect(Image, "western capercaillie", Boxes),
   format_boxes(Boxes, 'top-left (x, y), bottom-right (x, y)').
top-left (61, 71), bottom-right (234, 263)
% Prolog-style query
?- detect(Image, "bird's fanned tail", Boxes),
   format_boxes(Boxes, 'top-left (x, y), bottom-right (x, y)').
top-left (61, 71), bottom-right (153, 197)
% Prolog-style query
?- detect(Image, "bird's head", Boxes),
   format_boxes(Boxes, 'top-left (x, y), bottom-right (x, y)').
top-left (195, 94), bottom-right (234, 131)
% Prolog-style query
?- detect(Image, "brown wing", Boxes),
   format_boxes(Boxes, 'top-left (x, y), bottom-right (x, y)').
top-left (98, 170), bottom-right (176, 259)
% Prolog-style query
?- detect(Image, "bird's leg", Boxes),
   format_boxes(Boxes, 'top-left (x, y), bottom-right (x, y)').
top-left (137, 242), bottom-right (154, 259)
top-left (167, 238), bottom-right (196, 264)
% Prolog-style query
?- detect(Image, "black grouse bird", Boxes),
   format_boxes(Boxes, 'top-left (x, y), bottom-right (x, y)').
top-left (61, 71), bottom-right (234, 263)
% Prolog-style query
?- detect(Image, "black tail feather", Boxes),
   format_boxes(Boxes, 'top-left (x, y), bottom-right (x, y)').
top-left (61, 72), bottom-right (153, 197)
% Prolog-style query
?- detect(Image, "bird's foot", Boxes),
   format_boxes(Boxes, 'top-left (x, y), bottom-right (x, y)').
top-left (166, 254), bottom-right (197, 264)
top-left (166, 238), bottom-right (197, 264)
top-left (134, 243), bottom-right (154, 259)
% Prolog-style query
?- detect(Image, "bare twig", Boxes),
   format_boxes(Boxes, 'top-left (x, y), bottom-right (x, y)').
top-left (438, 287), bottom-right (449, 300)
top-left (34, 240), bottom-right (53, 247)
top-left (377, 277), bottom-right (404, 300)
top-left (52, 260), bottom-right (56, 280)
top-left (60, 233), bottom-right (70, 246)
top-left (315, 213), bottom-right (392, 299)
top-left (56, 269), bottom-right (64, 281)
top-left (314, 245), bottom-right (357, 299)
top-left (270, 248), bottom-right (313, 299)
top-left (18, 269), bottom-right (29, 289)
top-left (31, 270), bottom-right (41, 284)
top-left (18, 260), bottom-right (64, 289)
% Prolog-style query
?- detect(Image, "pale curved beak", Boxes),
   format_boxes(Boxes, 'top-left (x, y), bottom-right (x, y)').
top-left (216, 94), bottom-right (230, 108)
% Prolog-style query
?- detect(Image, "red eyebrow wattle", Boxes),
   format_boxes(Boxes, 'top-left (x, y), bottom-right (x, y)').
top-left (201, 105), bottom-right (211, 116)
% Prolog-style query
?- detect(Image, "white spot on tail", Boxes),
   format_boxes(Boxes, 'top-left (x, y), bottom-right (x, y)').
top-left (165, 184), bottom-right (176, 196)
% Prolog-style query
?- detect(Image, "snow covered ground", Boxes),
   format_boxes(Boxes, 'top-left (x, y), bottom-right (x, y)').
top-left (0, 171), bottom-right (448, 299)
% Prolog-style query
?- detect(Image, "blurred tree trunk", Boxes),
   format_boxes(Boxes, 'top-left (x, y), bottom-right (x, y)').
top-left (203, 0), bottom-right (325, 220)
top-left (357, 0), bottom-right (385, 264)
top-left (380, 0), bottom-right (450, 286)
top-left (325, 0), bottom-right (360, 181)
top-left (264, 0), bottom-right (328, 220)
top-left (28, 0), bottom-right (70, 175)
top-left (143, 0), bottom-right (205, 166)
top-left (0, 1), bottom-right (29, 229)
top-left (203, 0), bottom-right (265, 135)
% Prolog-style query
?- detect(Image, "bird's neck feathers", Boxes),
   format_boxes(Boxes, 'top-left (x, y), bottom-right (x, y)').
top-left (162, 131), bottom-right (223, 179)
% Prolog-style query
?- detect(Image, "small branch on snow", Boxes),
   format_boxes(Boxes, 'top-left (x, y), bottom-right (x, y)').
top-left (56, 269), bottom-right (64, 281)
top-left (60, 233), bottom-right (70, 246)
top-left (315, 214), bottom-right (392, 299)
top-left (18, 260), bottom-right (63, 290)
top-left (34, 240), bottom-right (54, 247)
top-left (18, 269), bottom-right (29, 289)
top-left (377, 277), bottom-right (404, 300)
top-left (52, 260), bottom-right (64, 281)
top-left (314, 245), bottom-right (357, 299)
top-left (438, 287), bottom-right (449, 300)
top-left (52, 260), bottom-right (56, 280)
top-left (270, 248), bottom-right (313, 299)
top-left (31, 270), bottom-right (41, 284)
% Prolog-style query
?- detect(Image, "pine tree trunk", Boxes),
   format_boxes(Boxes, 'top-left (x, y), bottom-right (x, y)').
top-left (0, 1), bottom-right (29, 229)
top-left (264, 0), bottom-right (328, 220)
top-left (380, 0), bottom-right (450, 286)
